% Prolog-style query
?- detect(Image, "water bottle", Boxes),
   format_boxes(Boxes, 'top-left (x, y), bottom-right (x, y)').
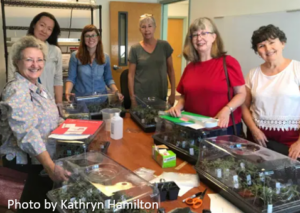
top-left (110, 113), bottom-right (123, 139)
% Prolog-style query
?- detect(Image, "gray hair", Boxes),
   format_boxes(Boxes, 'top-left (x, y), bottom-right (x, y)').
top-left (139, 14), bottom-right (156, 28)
top-left (11, 36), bottom-right (47, 68)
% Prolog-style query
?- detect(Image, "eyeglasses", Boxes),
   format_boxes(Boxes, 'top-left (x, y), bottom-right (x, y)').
top-left (23, 58), bottom-right (45, 64)
top-left (84, 34), bottom-right (98, 39)
top-left (190, 32), bottom-right (214, 39)
top-left (140, 13), bottom-right (153, 18)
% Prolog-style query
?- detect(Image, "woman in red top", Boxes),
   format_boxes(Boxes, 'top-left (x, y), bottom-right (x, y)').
top-left (169, 17), bottom-right (246, 135)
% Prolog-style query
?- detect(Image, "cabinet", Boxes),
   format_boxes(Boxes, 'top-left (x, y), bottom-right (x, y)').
top-left (0, 0), bottom-right (102, 80)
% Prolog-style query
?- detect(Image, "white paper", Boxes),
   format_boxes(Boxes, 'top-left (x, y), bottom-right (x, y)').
top-left (184, 123), bottom-right (205, 129)
top-left (208, 194), bottom-right (244, 213)
top-left (48, 134), bottom-right (90, 140)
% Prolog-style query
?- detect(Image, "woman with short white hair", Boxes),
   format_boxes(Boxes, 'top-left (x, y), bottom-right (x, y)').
top-left (128, 14), bottom-right (176, 106)
top-left (0, 36), bottom-right (68, 181)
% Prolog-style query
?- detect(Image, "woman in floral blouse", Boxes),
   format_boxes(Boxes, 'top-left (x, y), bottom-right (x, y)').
top-left (0, 36), bottom-right (68, 181)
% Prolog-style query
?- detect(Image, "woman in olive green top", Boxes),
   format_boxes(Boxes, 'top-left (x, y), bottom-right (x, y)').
top-left (128, 14), bottom-right (176, 106)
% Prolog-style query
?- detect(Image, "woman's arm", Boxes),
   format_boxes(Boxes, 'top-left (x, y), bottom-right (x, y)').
top-left (65, 81), bottom-right (74, 101)
top-left (103, 55), bottom-right (116, 88)
top-left (53, 47), bottom-right (63, 104)
top-left (109, 83), bottom-right (124, 100)
top-left (54, 86), bottom-right (63, 103)
top-left (241, 88), bottom-right (268, 146)
top-left (3, 85), bottom-right (68, 181)
top-left (288, 134), bottom-right (300, 160)
top-left (215, 85), bottom-right (246, 128)
top-left (166, 56), bottom-right (176, 106)
top-left (36, 151), bottom-right (69, 181)
top-left (65, 52), bottom-right (78, 101)
top-left (168, 95), bottom-right (185, 117)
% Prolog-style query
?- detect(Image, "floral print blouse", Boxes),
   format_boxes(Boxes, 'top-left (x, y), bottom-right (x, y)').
top-left (0, 73), bottom-right (62, 164)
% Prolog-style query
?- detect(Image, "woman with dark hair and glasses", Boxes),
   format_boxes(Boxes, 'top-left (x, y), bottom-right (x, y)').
top-left (242, 24), bottom-right (300, 159)
top-left (65, 25), bottom-right (123, 100)
top-left (8, 12), bottom-right (63, 105)
top-left (169, 17), bottom-right (246, 135)
top-left (128, 14), bottom-right (176, 106)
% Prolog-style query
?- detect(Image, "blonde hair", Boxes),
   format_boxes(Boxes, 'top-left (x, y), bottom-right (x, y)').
top-left (139, 14), bottom-right (156, 28)
top-left (11, 35), bottom-right (47, 69)
top-left (183, 17), bottom-right (226, 62)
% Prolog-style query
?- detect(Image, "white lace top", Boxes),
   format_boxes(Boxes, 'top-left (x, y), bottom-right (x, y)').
top-left (246, 60), bottom-right (300, 131)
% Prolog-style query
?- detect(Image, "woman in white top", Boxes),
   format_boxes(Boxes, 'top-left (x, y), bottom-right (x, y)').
top-left (242, 24), bottom-right (300, 159)
top-left (8, 12), bottom-right (63, 104)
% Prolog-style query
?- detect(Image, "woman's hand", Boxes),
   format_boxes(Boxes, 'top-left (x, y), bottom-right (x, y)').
top-left (289, 140), bottom-right (300, 160)
top-left (115, 91), bottom-right (124, 101)
top-left (65, 93), bottom-right (75, 102)
top-left (168, 94), bottom-right (175, 107)
top-left (214, 107), bottom-right (231, 128)
top-left (168, 106), bottom-right (181, 117)
top-left (251, 128), bottom-right (268, 147)
top-left (46, 164), bottom-right (71, 182)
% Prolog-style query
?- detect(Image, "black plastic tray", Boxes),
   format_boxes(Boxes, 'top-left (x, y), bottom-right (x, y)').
top-left (195, 166), bottom-right (300, 213)
top-left (129, 111), bottom-right (156, 133)
top-left (153, 127), bottom-right (227, 165)
top-left (55, 141), bottom-right (110, 160)
top-left (153, 134), bottom-right (198, 164)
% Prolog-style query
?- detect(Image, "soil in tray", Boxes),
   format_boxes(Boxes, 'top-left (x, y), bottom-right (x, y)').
top-left (131, 108), bottom-right (159, 126)
top-left (49, 181), bottom-right (154, 213)
top-left (154, 133), bottom-right (200, 156)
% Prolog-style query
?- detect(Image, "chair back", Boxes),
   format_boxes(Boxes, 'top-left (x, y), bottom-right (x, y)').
top-left (120, 69), bottom-right (131, 109)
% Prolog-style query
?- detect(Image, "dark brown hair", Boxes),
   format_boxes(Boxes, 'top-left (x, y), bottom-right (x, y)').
top-left (76, 25), bottom-right (105, 65)
top-left (251, 24), bottom-right (287, 53)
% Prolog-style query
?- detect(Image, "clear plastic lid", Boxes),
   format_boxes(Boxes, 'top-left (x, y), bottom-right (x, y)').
top-left (48, 151), bottom-right (160, 213)
top-left (62, 101), bottom-right (90, 120)
top-left (75, 93), bottom-right (123, 115)
top-left (196, 135), bottom-right (300, 213)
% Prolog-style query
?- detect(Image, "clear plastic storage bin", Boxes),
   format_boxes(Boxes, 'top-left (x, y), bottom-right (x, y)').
top-left (62, 101), bottom-right (90, 120)
top-left (152, 118), bottom-right (227, 164)
top-left (54, 121), bottom-right (109, 160)
top-left (76, 93), bottom-right (125, 119)
top-left (130, 96), bottom-right (170, 132)
top-left (47, 151), bottom-right (160, 213)
top-left (196, 135), bottom-right (300, 213)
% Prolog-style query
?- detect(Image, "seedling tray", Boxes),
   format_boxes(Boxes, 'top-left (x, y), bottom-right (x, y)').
top-left (55, 141), bottom-right (110, 160)
top-left (76, 94), bottom-right (125, 120)
top-left (152, 125), bottom-right (227, 164)
top-left (91, 110), bottom-right (126, 120)
top-left (129, 110), bottom-right (157, 133)
top-left (196, 136), bottom-right (300, 213)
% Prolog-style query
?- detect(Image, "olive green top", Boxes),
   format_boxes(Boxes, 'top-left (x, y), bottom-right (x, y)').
top-left (128, 40), bottom-right (173, 100)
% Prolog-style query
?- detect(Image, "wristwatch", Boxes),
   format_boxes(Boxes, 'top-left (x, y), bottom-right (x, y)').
top-left (226, 105), bottom-right (233, 113)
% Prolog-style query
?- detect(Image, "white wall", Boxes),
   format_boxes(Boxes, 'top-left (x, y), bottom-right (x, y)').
top-left (168, 3), bottom-right (188, 17)
top-left (189, 0), bottom-right (300, 76)
top-left (0, 0), bottom-right (158, 93)
top-left (190, 0), bottom-right (300, 20)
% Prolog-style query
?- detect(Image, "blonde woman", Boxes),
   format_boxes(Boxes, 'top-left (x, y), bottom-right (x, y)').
top-left (169, 17), bottom-right (246, 135)
top-left (128, 14), bottom-right (176, 106)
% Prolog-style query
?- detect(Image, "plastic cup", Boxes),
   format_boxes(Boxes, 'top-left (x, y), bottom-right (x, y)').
top-left (101, 108), bottom-right (121, 131)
